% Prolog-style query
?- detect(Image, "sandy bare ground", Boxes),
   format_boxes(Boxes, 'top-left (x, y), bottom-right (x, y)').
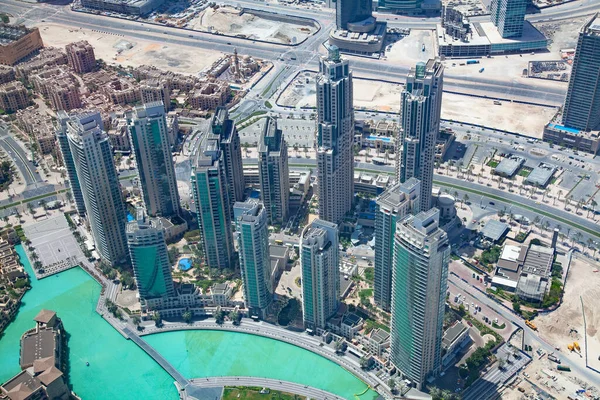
top-left (536, 254), bottom-right (600, 373)
top-left (187, 6), bottom-right (316, 44)
top-left (36, 24), bottom-right (222, 75)
top-left (441, 93), bottom-right (558, 137)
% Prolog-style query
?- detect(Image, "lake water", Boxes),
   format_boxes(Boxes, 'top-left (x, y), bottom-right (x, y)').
top-left (0, 245), bottom-right (379, 400)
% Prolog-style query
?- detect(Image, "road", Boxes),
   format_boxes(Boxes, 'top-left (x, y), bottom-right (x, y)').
top-left (449, 276), bottom-right (600, 387)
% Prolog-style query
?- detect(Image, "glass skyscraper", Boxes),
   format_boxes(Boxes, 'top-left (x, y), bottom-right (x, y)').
top-left (490, 0), bottom-right (527, 38)
top-left (316, 46), bottom-right (354, 224)
top-left (59, 111), bottom-right (128, 265)
top-left (128, 102), bottom-right (181, 218)
top-left (562, 14), bottom-right (600, 132)
top-left (398, 59), bottom-right (444, 213)
top-left (390, 209), bottom-right (449, 389)
top-left (234, 199), bottom-right (272, 318)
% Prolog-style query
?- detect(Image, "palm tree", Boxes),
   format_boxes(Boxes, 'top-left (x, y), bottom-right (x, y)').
top-left (462, 194), bottom-right (469, 209)
top-left (533, 216), bottom-right (541, 232)
top-left (388, 379), bottom-right (396, 393)
top-left (30, 252), bottom-right (39, 261)
top-left (575, 200), bottom-right (583, 215)
top-left (2, 215), bottom-right (8, 225)
top-left (65, 191), bottom-right (73, 204)
top-left (26, 202), bottom-right (35, 215)
top-left (182, 310), bottom-right (193, 324)
top-left (132, 315), bottom-right (141, 330)
top-left (574, 232), bottom-right (583, 248)
top-left (152, 312), bottom-right (162, 327)
top-left (542, 220), bottom-right (550, 234)
top-left (587, 238), bottom-right (594, 255)
top-left (590, 200), bottom-right (598, 219)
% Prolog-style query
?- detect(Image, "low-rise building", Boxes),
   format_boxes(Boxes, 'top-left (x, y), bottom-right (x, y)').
top-left (104, 78), bottom-right (140, 105)
top-left (515, 245), bottom-right (554, 303)
top-left (441, 321), bottom-right (471, 366)
top-left (494, 154), bottom-right (525, 177)
top-left (0, 65), bottom-right (15, 84)
top-left (0, 24), bottom-right (44, 66)
top-left (66, 40), bottom-right (96, 73)
top-left (0, 310), bottom-right (70, 400)
top-left (0, 81), bottom-right (29, 112)
top-left (362, 328), bottom-right (390, 358)
top-left (525, 163), bottom-right (557, 187)
top-left (187, 80), bottom-right (230, 110)
top-left (80, 0), bottom-right (165, 16)
top-left (16, 107), bottom-right (57, 155)
top-left (48, 79), bottom-right (82, 111)
top-left (15, 47), bottom-right (68, 78)
top-left (491, 244), bottom-right (527, 291)
top-left (139, 79), bottom-right (171, 111)
top-left (543, 122), bottom-right (600, 155)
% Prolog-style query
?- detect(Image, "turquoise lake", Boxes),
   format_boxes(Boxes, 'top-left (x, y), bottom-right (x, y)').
top-left (0, 245), bottom-right (379, 399)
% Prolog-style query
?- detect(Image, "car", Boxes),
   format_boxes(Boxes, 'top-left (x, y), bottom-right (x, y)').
top-left (489, 201), bottom-right (495, 205)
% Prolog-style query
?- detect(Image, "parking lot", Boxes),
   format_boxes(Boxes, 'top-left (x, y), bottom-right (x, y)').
top-left (23, 215), bottom-right (84, 268)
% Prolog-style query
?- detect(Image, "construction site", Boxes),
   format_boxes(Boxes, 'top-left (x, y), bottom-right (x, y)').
top-left (185, 5), bottom-right (318, 44)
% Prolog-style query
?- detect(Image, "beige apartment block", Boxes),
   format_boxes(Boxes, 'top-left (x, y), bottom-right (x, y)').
top-left (66, 40), bottom-right (96, 73)
top-left (0, 81), bottom-right (29, 112)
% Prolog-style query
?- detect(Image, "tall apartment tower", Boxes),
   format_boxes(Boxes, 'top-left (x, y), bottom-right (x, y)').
top-left (316, 46), bottom-right (354, 224)
top-left (258, 116), bottom-right (290, 225)
top-left (489, 0), bottom-right (527, 38)
top-left (211, 107), bottom-right (245, 204)
top-left (374, 178), bottom-right (421, 312)
top-left (191, 131), bottom-right (234, 269)
top-left (562, 14), bottom-right (600, 132)
top-left (139, 80), bottom-right (171, 112)
top-left (65, 41), bottom-right (96, 73)
top-left (390, 209), bottom-right (449, 389)
top-left (300, 219), bottom-right (340, 330)
top-left (398, 60), bottom-right (444, 213)
top-left (126, 209), bottom-right (175, 311)
top-left (128, 102), bottom-right (180, 218)
top-left (60, 111), bottom-right (128, 265)
top-left (234, 199), bottom-right (272, 318)
top-left (336, 0), bottom-right (373, 29)
top-left (57, 111), bottom-right (86, 216)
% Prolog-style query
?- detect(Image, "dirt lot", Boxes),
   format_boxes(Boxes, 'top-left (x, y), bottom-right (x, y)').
top-left (441, 93), bottom-right (558, 137)
top-left (385, 29), bottom-right (436, 65)
top-left (536, 254), bottom-right (600, 373)
top-left (187, 6), bottom-right (316, 44)
top-left (36, 23), bottom-right (222, 74)
top-left (534, 17), bottom-right (589, 54)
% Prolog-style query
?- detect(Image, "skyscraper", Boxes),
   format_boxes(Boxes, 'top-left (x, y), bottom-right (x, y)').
top-left (128, 102), bottom-right (181, 218)
top-left (316, 46), bottom-right (354, 224)
top-left (60, 111), bottom-right (128, 265)
top-left (336, 0), bottom-right (373, 30)
top-left (374, 178), bottom-right (420, 312)
top-left (390, 208), bottom-right (449, 389)
top-left (258, 116), bottom-right (290, 225)
top-left (126, 209), bottom-right (175, 311)
top-left (300, 219), bottom-right (339, 330)
top-left (489, 0), bottom-right (527, 38)
top-left (398, 59), bottom-right (443, 212)
top-left (562, 14), bottom-right (600, 132)
top-left (56, 111), bottom-right (85, 216)
top-left (234, 199), bottom-right (272, 318)
top-left (191, 131), bottom-right (234, 269)
top-left (211, 107), bottom-right (245, 205)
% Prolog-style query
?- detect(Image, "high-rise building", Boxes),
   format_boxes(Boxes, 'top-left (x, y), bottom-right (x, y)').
top-left (59, 111), bottom-right (128, 265)
top-left (258, 116), bottom-right (289, 225)
top-left (211, 107), bottom-right (245, 204)
top-left (57, 111), bottom-right (86, 216)
top-left (139, 79), bottom-right (171, 112)
top-left (374, 178), bottom-right (420, 312)
top-left (126, 209), bottom-right (175, 311)
top-left (489, 0), bottom-right (527, 38)
top-left (128, 102), bottom-right (181, 218)
top-left (234, 199), bottom-right (272, 318)
top-left (390, 208), bottom-right (449, 389)
top-left (191, 130), bottom-right (234, 269)
top-left (300, 219), bottom-right (339, 330)
top-left (65, 40), bottom-right (96, 73)
top-left (562, 14), bottom-right (600, 132)
top-left (398, 59), bottom-right (444, 212)
top-left (316, 46), bottom-right (354, 224)
top-left (336, 0), bottom-right (373, 30)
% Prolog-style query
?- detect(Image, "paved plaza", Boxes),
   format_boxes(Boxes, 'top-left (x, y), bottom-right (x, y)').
top-left (23, 215), bottom-right (84, 269)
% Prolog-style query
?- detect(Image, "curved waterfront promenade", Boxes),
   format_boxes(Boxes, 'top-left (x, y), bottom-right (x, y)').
top-left (191, 377), bottom-right (345, 399)
top-left (140, 320), bottom-right (389, 399)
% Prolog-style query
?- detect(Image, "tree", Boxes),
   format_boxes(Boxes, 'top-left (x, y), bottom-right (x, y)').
top-left (182, 310), bottom-right (193, 324)
top-left (498, 357), bottom-right (506, 370)
top-left (359, 356), bottom-right (369, 369)
top-left (589, 199), bottom-right (598, 218)
top-left (512, 300), bottom-right (522, 315)
top-left (152, 312), bottom-right (162, 327)
top-left (107, 269), bottom-right (117, 280)
top-left (334, 339), bottom-right (345, 354)
top-left (132, 315), bottom-right (141, 330)
top-left (533, 216), bottom-right (541, 232)
top-left (120, 271), bottom-right (135, 289)
top-left (65, 190), bottom-right (73, 204)
top-left (214, 308), bottom-right (225, 325)
top-left (26, 202), bottom-right (35, 215)
top-left (230, 310), bottom-right (241, 325)
top-left (39, 199), bottom-right (47, 211)
top-left (388, 379), bottom-right (396, 393)
top-left (573, 232), bottom-right (583, 248)
top-left (462, 194), bottom-right (469, 208)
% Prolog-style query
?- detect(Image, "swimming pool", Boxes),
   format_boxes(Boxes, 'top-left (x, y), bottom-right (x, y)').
top-left (178, 258), bottom-right (192, 271)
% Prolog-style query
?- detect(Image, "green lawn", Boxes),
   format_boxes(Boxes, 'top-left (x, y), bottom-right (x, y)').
top-left (487, 160), bottom-right (499, 168)
top-left (518, 167), bottom-right (532, 177)
top-left (222, 387), bottom-right (303, 400)
top-left (363, 267), bottom-right (374, 283)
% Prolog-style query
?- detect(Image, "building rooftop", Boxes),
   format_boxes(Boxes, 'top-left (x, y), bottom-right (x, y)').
top-left (21, 330), bottom-right (57, 369)
top-left (481, 220), bottom-right (509, 242)
top-left (341, 312), bottom-right (363, 328)
top-left (498, 244), bottom-right (527, 271)
top-left (495, 155), bottom-right (525, 177)
top-left (442, 321), bottom-right (468, 348)
top-left (33, 309), bottom-right (56, 325)
top-left (370, 328), bottom-right (390, 343)
top-left (437, 20), bottom-right (546, 47)
top-left (525, 163), bottom-right (556, 187)
top-left (0, 24), bottom-right (35, 46)
top-left (211, 283), bottom-right (229, 295)
top-left (269, 244), bottom-right (289, 259)
top-left (36, 366), bottom-right (63, 386)
top-left (522, 244), bottom-right (554, 277)
top-left (1, 371), bottom-right (42, 400)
